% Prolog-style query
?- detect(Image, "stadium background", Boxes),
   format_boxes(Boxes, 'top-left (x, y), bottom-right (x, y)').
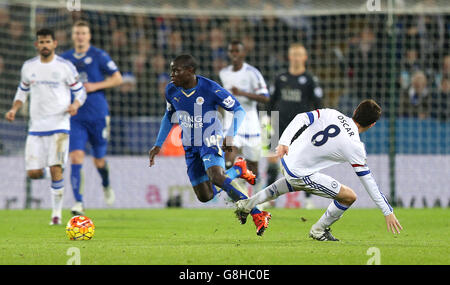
top-left (0, 0), bottom-right (448, 210)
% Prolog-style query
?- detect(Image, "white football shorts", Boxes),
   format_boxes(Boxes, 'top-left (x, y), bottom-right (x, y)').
top-left (281, 164), bottom-right (342, 199)
top-left (25, 133), bottom-right (69, 170)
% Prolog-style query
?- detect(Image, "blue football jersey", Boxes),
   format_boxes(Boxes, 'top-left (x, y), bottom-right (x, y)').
top-left (165, 75), bottom-right (241, 148)
top-left (60, 46), bottom-right (119, 121)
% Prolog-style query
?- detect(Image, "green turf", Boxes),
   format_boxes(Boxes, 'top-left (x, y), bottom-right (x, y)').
top-left (0, 208), bottom-right (448, 265)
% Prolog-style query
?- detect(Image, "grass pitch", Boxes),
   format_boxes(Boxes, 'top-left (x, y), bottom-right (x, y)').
top-left (0, 208), bottom-right (448, 265)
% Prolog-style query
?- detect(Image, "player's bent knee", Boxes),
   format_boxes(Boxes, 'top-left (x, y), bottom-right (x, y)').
top-left (336, 185), bottom-right (357, 206)
top-left (207, 172), bottom-right (226, 187)
top-left (70, 150), bottom-right (85, 164)
top-left (196, 191), bottom-right (214, 203)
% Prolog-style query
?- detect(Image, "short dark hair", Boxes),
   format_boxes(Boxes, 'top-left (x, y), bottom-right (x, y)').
top-left (352, 99), bottom-right (382, 127)
top-left (173, 54), bottom-right (197, 72)
top-left (229, 39), bottom-right (244, 47)
top-left (36, 28), bottom-right (55, 40)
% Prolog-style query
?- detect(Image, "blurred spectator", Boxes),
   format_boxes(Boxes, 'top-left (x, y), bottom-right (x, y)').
top-left (417, 13), bottom-right (445, 71)
top-left (55, 29), bottom-right (70, 53)
top-left (430, 77), bottom-right (449, 121)
top-left (278, 0), bottom-right (313, 43)
top-left (166, 30), bottom-right (184, 60)
top-left (433, 55), bottom-right (450, 88)
top-left (347, 27), bottom-right (383, 102)
top-left (0, 6), bottom-right (10, 33)
top-left (209, 27), bottom-right (227, 77)
top-left (400, 49), bottom-right (422, 90)
top-left (132, 37), bottom-right (153, 77)
top-left (155, 3), bottom-right (180, 50)
top-left (110, 28), bottom-right (131, 72)
top-left (253, 3), bottom-right (292, 80)
top-left (150, 53), bottom-right (170, 101)
top-left (398, 70), bottom-right (431, 119)
top-left (223, 16), bottom-right (249, 42)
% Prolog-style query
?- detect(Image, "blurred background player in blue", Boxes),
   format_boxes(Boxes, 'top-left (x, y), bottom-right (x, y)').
top-left (61, 20), bottom-right (123, 215)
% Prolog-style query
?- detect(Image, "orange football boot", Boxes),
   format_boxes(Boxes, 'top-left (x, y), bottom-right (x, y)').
top-left (252, 211), bottom-right (272, 236)
top-left (233, 157), bottom-right (256, 185)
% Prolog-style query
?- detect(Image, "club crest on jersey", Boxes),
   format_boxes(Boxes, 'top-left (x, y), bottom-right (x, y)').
top-left (84, 57), bottom-right (92, 64)
top-left (298, 76), bottom-right (307, 84)
top-left (196, 96), bottom-right (204, 105)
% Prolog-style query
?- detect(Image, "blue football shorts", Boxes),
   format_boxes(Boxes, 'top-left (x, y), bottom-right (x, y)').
top-left (69, 116), bottom-right (110, 158)
top-left (184, 145), bottom-right (225, 187)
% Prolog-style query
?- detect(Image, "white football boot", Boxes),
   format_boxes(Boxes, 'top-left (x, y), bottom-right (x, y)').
top-left (103, 186), bottom-right (115, 206)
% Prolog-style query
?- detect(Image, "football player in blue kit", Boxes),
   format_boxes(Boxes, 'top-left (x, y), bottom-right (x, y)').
top-left (61, 20), bottom-right (123, 215)
top-left (148, 54), bottom-right (272, 236)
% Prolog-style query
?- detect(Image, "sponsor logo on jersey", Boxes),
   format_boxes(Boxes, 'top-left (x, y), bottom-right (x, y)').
top-left (178, 114), bottom-right (204, 129)
top-left (222, 96), bottom-right (235, 109)
top-left (107, 60), bottom-right (117, 71)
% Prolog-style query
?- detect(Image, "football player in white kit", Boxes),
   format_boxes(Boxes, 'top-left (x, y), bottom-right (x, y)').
top-left (5, 28), bottom-right (86, 225)
top-left (219, 40), bottom-right (269, 197)
top-left (235, 100), bottom-right (403, 240)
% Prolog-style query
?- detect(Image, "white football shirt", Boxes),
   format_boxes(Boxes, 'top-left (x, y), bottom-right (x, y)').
top-left (14, 55), bottom-right (86, 135)
top-left (219, 62), bottom-right (269, 136)
top-left (280, 108), bottom-right (393, 216)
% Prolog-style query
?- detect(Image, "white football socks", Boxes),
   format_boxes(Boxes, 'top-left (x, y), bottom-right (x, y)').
top-left (51, 187), bottom-right (64, 218)
top-left (246, 177), bottom-right (291, 210)
top-left (312, 200), bottom-right (349, 231)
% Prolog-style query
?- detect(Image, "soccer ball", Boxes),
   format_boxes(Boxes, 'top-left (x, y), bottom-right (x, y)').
top-left (66, 215), bottom-right (95, 241)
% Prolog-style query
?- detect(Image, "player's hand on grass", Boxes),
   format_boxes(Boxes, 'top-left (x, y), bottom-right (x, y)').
top-left (222, 136), bottom-right (234, 152)
top-left (149, 146), bottom-right (161, 167)
top-left (276, 144), bottom-right (289, 158)
top-left (385, 213), bottom-right (403, 234)
top-left (5, 109), bottom-right (17, 122)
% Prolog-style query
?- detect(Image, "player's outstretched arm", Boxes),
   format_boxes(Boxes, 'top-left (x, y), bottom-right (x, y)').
top-left (148, 146), bottom-right (161, 167)
top-left (385, 212), bottom-right (403, 234)
top-left (149, 110), bottom-right (174, 167)
top-left (5, 100), bottom-right (23, 122)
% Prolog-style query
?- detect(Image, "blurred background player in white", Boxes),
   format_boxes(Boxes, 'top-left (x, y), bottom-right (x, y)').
top-left (267, 43), bottom-right (323, 209)
top-left (219, 39), bottom-right (270, 203)
top-left (236, 100), bottom-right (403, 241)
top-left (4, 28), bottom-right (86, 225)
top-left (61, 20), bottom-right (123, 216)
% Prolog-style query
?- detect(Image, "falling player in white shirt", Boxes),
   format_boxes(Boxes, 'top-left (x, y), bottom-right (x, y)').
top-left (236, 99), bottom-right (403, 240)
top-left (219, 40), bottom-right (270, 205)
top-left (5, 28), bottom-right (86, 225)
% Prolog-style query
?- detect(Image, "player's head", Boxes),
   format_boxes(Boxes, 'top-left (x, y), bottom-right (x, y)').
top-left (227, 39), bottom-right (246, 67)
top-left (352, 99), bottom-right (381, 130)
top-left (170, 54), bottom-right (197, 87)
top-left (288, 43), bottom-right (307, 69)
top-left (35, 28), bottom-right (57, 58)
top-left (72, 20), bottom-right (91, 49)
